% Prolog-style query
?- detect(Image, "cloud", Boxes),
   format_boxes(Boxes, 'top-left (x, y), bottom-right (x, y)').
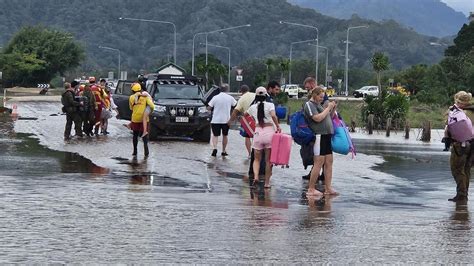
top-left (441, 0), bottom-right (474, 16)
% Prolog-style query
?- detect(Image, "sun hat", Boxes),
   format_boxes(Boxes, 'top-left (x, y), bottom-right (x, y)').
top-left (454, 91), bottom-right (472, 106)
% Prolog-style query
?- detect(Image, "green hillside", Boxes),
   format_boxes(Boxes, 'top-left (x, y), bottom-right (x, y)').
top-left (0, 0), bottom-right (447, 76)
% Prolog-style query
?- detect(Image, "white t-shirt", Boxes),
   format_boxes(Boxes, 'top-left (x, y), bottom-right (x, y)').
top-left (247, 101), bottom-right (275, 124)
top-left (208, 92), bottom-right (237, 124)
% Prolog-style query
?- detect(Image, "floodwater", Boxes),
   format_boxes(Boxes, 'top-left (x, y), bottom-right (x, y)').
top-left (0, 101), bottom-right (472, 263)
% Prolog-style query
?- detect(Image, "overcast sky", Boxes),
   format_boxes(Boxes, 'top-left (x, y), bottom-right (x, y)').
top-left (441, 0), bottom-right (474, 15)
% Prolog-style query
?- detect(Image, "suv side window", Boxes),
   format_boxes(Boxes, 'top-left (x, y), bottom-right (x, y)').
top-left (116, 81), bottom-right (134, 96)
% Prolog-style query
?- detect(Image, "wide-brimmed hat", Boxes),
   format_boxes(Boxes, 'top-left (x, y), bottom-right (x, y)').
top-left (255, 86), bottom-right (268, 96)
top-left (454, 91), bottom-right (472, 106)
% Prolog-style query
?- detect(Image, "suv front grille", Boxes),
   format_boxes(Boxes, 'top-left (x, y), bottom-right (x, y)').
top-left (168, 106), bottom-right (196, 117)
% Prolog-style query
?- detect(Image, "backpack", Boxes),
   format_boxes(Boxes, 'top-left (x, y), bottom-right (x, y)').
top-left (448, 105), bottom-right (474, 142)
top-left (290, 108), bottom-right (315, 145)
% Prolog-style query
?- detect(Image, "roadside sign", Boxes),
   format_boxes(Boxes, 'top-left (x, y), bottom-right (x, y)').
top-left (327, 76), bottom-right (333, 82)
top-left (236, 75), bottom-right (243, 81)
top-left (108, 71), bottom-right (114, 80)
top-left (37, 84), bottom-right (50, 89)
top-left (236, 69), bottom-right (243, 75)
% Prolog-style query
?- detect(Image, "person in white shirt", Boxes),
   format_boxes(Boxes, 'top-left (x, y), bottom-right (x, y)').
top-left (208, 83), bottom-right (237, 157)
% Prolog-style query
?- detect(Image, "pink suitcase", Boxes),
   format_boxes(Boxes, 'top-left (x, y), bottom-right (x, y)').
top-left (270, 133), bottom-right (292, 167)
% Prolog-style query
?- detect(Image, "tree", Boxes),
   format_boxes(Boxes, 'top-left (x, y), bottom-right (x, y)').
top-left (445, 23), bottom-right (474, 57)
top-left (371, 52), bottom-right (390, 93)
top-left (193, 53), bottom-right (227, 86)
top-left (396, 64), bottom-right (427, 95)
top-left (0, 26), bottom-right (84, 87)
top-left (279, 58), bottom-right (290, 85)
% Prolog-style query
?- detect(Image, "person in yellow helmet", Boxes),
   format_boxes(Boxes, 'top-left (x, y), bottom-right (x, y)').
top-left (129, 83), bottom-right (155, 157)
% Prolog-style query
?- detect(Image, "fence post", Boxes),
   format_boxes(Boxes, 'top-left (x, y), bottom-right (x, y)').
top-left (386, 118), bottom-right (392, 137)
top-left (368, 114), bottom-right (374, 135)
top-left (404, 121), bottom-right (410, 139)
top-left (350, 116), bottom-right (356, 133)
top-left (421, 121), bottom-right (431, 142)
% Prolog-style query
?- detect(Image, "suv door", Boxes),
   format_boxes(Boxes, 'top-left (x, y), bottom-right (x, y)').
top-left (112, 80), bottom-right (135, 120)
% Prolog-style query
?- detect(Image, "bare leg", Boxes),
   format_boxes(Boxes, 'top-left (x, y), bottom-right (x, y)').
top-left (253, 149), bottom-right (262, 183)
top-left (222, 135), bottom-right (228, 153)
top-left (142, 111), bottom-right (149, 137)
top-left (308, 156), bottom-right (324, 196)
top-left (323, 154), bottom-right (337, 195)
top-left (245, 137), bottom-right (251, 157)
top-left (264, 148), bottom-right (272, 188)
top-left (211, 134), bottom-right (218, 150)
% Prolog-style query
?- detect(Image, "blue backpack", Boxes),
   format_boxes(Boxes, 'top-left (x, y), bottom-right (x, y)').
top-left (290, 109), bottom-right (315, 145)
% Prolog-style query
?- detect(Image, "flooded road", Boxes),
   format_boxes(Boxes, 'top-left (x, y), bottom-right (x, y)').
top-left (1, 101), bottom-right (472, 263)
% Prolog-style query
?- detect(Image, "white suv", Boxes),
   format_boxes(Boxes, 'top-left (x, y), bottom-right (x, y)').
top-left (353, 86), bottom-right (379, 98)
top-left (281, 84), bottom-right (307, 98)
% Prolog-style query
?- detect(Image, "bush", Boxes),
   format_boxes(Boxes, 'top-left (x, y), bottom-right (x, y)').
top-left (361, 93), bottom-right (410, 129)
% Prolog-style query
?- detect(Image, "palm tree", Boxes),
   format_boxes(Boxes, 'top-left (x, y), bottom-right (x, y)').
top-left (279, 58), bottom-right (290, 85)
top-left (371, 51), bottom-right (389, 93)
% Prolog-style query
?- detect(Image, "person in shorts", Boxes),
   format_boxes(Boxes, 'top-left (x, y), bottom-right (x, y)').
top-left (304, 86), bottom-right (337, 197)
top-left (246, 86), bottom-right (281, 188)
top-left (208, 84), bottom-right (237, 157)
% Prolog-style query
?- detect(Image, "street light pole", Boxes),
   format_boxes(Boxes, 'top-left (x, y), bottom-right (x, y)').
top-left (280, 21), bottom-right (319, 84)
top-left (192, 32), bottom-right (206, 76)
top-left (119, 17), bottom-right (177, 64)
top-left (309, 44), bottom-right (328, 87)
top-left (203, 43), bottom-right (231, 88)
top-left (99, 46), bottom-right (121, 80)
top-left (197, 24), bottom-right (250, 88)
top-left (345, 25), bottom-right (369, 96)
top-left (289, 39), bottom-right (318, 85)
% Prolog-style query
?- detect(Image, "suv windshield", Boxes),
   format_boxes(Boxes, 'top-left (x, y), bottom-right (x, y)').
top-left (153, 84), bottom-right (201, 100)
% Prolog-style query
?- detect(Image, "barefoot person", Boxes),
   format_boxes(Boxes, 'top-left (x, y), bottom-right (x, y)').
top-left (246, 86), bottom-right (281, 188)
top-left (304, 87), bottom-right (337, 197)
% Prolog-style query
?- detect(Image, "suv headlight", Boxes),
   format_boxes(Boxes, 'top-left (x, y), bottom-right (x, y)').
top-left (155, 105), bottom-right (166, 113)
top-left (198, 106), bottom-right (209, 114)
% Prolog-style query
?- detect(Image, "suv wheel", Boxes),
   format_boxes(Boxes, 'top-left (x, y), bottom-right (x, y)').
top-left (149, 124), bottom-right (159, 141)
top-left (194, 126), bottom-right (211, 142)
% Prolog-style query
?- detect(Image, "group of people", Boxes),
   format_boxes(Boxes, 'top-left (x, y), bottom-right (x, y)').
top-left (210, 78), bottom-right (337, 197)
top-left (62, 77), bottom-right (116, 140)
top-left (62, 74), bottom-right (474, 202)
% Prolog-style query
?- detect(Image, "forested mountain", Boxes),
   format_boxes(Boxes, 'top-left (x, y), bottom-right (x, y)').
top-left (288, 0), bottom-right (467, 37)
top-left (0, 0), bottom-right (450, 75)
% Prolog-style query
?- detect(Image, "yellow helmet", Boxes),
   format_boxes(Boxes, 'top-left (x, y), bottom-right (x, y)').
top-left (131, 83), bottom-right (141, 92)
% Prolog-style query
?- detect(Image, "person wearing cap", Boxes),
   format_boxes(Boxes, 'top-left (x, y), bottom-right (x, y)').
top-left (208, 83), bottom-right (237, 157)
top-left (62, 82), bottom-right (83, 140)
top-left (246, 86), bottom-right (281, 189)
top-left (129, 83), bottom-right (155, 157)
top-left (228, 84), bottom-right (255, 157)
top-left (447, 91), bottom-right (474, 202)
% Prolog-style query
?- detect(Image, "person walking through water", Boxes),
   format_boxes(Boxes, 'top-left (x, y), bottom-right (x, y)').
top-left (447, 91), bottom-right (474, 202)
top-left (246, 86), bottom-right (281, 188)
top-left (304, 87), bottom-right (337, 197)
top-left (228, 84), bottom-right (255, 157)
top-left (208, 83), bottom-right (237, 157)
top-left (62, 82), bottom-right (83, 140)
top-left (129, 83), bottom-right (155, 157)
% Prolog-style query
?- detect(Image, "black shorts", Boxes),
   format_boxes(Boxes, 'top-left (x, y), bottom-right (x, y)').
top-left (313, 134), bottom-right (332, 156)
top-left (211, 123), bottom-right (230, 137)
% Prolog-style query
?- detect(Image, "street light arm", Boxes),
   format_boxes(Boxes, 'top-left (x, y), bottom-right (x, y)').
top-left (206, 24), bottom-right (251, 34)
top-left (291, 39), bottom-right (318, 45)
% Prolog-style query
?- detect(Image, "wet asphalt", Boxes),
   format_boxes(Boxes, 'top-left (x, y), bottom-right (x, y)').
top-left (0, 101), bottom-right (472, 263)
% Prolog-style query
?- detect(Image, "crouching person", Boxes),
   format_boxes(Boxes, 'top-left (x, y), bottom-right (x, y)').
top-left (129, 83), bottom-right (155, 157)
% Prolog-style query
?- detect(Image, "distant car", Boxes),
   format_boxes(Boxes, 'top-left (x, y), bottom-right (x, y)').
top-left (281, 84), bottom-right (307, 98)
top-left (353, 86), bottom-right (379, 98)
